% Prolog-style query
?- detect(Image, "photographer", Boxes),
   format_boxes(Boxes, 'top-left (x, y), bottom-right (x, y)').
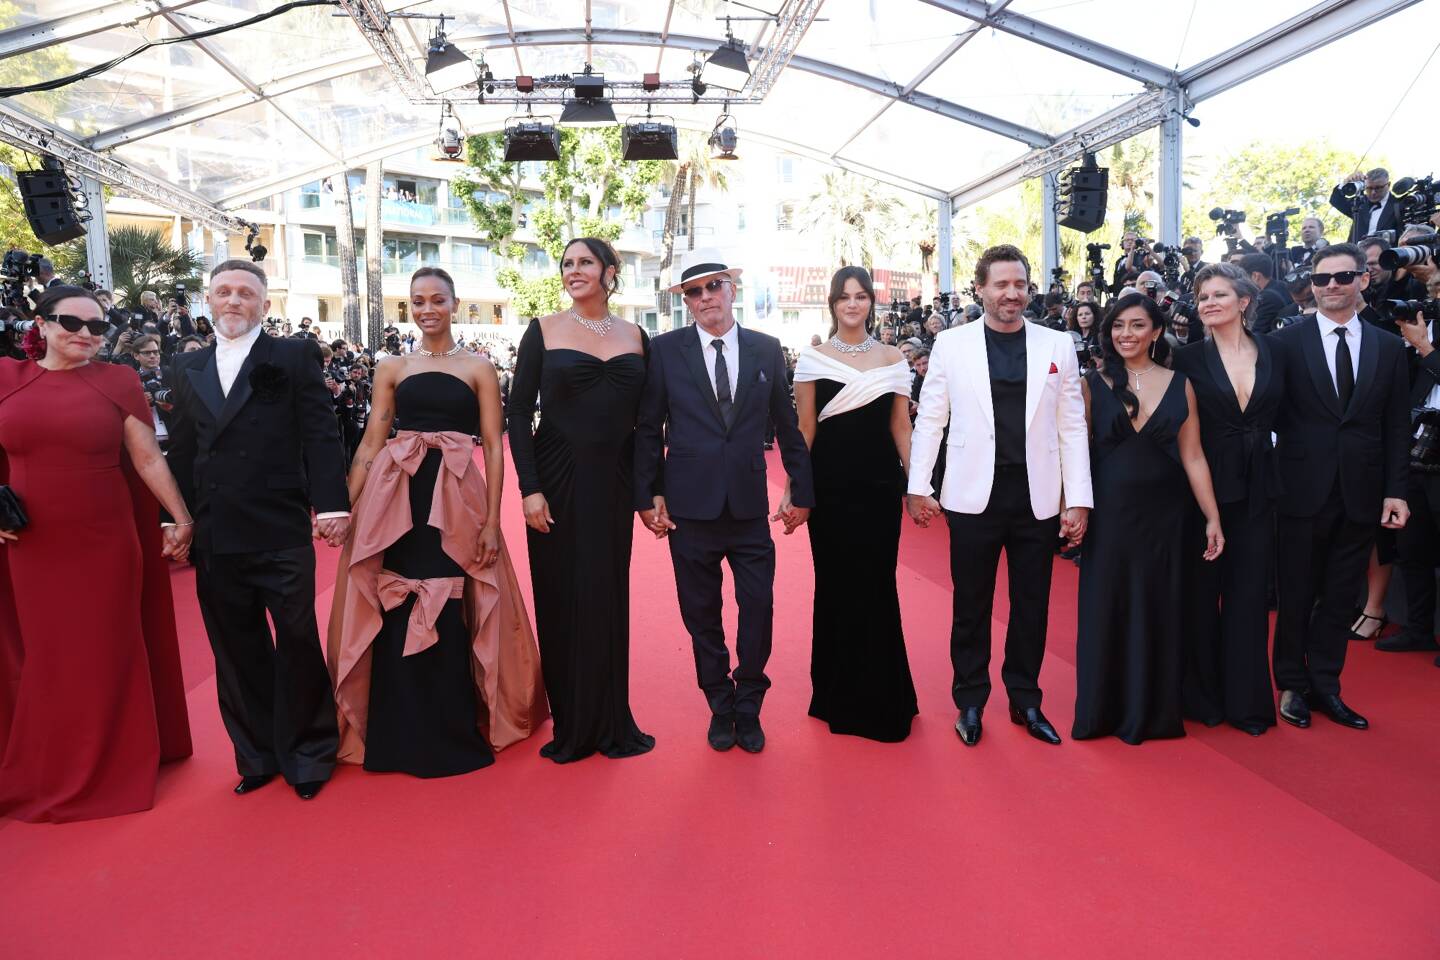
top-left (1238, 253), bottom-right (1292, 335)
top-left (36, 258), bottom-right (59, 290)
top-left (1331, 168), bottom-right (1401, 243)
top-left (1178, 236), bottom-right (1208, 293)
top-left (1390, 278), bottom-right (1440, 660)
top-left (1299, 216), bottom-right (1329, 255)
top-left (133, 334), bottom-right (177, 452)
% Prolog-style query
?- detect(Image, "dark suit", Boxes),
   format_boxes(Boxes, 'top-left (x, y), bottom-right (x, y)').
top-left (634, 323), bottom-right (814, 716)
top-left (1251, 284), bottom-right (1291, 336)
top-left (168, 331), bottom-right (349, 784)
top-left (1271, 316), bottom-right (1410, 696)
top-left (1329, 186), bottom-right (1402, 244)
top-left (1396, 326), bottom-right (1440, 645)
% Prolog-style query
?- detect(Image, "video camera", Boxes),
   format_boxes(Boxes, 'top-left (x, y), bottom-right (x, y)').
top-left (1411, 406), bottom-right (1440, 472)
top-left (1151, 243), bottom-right (1183, 286)
top-left (1393, 175), bottom-right (1439, 227)
top-left (1209, 207), bottom-right (1246, 236)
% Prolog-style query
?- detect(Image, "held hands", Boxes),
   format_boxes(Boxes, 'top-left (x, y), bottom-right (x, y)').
top-left (770, 492), bottom-right (809, 536)
top-left (906, 494), bottom-right (941, 527)
top-left (1059, 506), bottom-right (1089, 549)
top-left (1202, 518), bottom-right (1225, 562)
top-left (161, 523), bottom-right (192, 563)
top-left (639, 495), bottom-right (676, 540)
top-left (1381, 497), bottom-right (1410, 530)
top-left (0, 528), bottom-right (17, 545)
top-left (475, 523), bottom-right (499, 567)
top-left (523, 492), bottom-right (556, 533)
top-left (314, 515), bottom-right (351, 548)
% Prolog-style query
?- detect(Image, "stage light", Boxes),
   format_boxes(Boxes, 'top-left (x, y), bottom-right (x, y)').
top-left (503, 118), bottom-right (560, 162)
top-left (572, 71), bottom-right (606, 100)
top-left (642, 73), bottom-right (661, 92)
top-left (702, 39), bottom-right (750, 93)
top-left (515, 75), bottom-right (534, 93)
top-left (708, 113), bottom-right (738, 160)
top-left (622, 118), bottom-right (679, 161)
top-left (560, 99), bottom-right (617, 127)
top-left (425, 36), bottom-right (475, 94)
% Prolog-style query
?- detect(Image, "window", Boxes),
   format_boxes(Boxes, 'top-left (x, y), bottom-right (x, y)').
top-left (302, 233), bottom-right (324, 258)
top-left (417, 182), bottom-right (438, 206)
top-left (452, 241), bottom-right (491, 273)
top-left (778, 157), bottom-right (795, 184)
top-left (420, 241), bottom-right (441, 266)
top-left (776, 203), bottom-right (794, 231)
top-left (301, 232), bottom-right (339, 261)
top-left (383, 237), bottom-right (420, 272)
top-left (736, 205), bottom-right (746, 231)
top-left (672, 307), bottom-right (685, 328)
top-left (300, 181), bottom-right (322, 209)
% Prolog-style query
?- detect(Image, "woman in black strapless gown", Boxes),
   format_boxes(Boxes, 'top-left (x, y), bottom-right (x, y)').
top-left (792, 267), bottom-right (917, 742)
top-left (507, 238), bottom-right (655, 763)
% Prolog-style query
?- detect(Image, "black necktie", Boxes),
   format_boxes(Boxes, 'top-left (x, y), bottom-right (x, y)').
top-left (1334, 326), bottom-right (1354, 410)
top-left (712, 339), bottom-right (733, 424)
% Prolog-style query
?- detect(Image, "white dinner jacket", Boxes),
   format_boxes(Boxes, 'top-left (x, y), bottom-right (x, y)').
top-left (908, 319), bottom-right (1092, 518)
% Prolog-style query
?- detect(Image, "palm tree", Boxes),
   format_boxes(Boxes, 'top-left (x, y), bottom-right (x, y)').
top-left (798, 170), bottom-right (910, 268)
top-left (66, 225), bottom-right (203, 307)
top-left (656, 133), bottom-right (728, 320)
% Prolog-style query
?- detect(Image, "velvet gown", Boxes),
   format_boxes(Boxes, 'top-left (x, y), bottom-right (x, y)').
top-left (0, 360), bottom-right (191, 822)
top-left (1073, 370), bottom-right (1190, 745)
top-left (508, 320), bottom-right (654, 763)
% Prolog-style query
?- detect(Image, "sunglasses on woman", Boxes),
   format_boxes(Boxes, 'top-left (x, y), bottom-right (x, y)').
top-left (1310, 271), bottom-right (1362, 287)
top-left (45, 314), bottom-right (110, 336)
top-left (681, 277), bottom-right (730, 299)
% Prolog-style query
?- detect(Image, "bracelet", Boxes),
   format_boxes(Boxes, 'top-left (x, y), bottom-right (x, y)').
top-left (173, 521), bottom-right (194, 527)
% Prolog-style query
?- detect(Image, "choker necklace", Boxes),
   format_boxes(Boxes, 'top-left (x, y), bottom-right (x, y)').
top-left (829, 334), bottom-right (876, 355)
top-left (572, 308), bottom-right (616, 337)
top-left (417, 343), bottom-right (462, 358)
top-left (1128, 362), bottom-right (1158, 388)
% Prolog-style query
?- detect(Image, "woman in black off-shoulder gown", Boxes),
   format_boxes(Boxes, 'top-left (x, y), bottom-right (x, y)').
top-left (507, 314), bottom-right (655, 763)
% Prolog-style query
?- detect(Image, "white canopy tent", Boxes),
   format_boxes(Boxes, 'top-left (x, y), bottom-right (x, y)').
top-left (0, 0), bottom-right (1427, 290)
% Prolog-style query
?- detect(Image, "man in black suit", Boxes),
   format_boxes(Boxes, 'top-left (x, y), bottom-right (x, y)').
top-left (1330, 168), bottom-right (1402, 244)
top-left (1272, 244), bottom-right (1411, 730)
top-left (167, 260), bottom-right (351, 799)
top-left (634, 251), bottom-right (815, 754)
top-left (1239, 253), bottom-right (1292, 335)
top-left (1388, 298), bottom-right (1440, 657)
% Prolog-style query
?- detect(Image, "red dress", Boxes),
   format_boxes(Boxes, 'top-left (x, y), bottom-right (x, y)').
top-left (0, 360), bottom-right (192, 823)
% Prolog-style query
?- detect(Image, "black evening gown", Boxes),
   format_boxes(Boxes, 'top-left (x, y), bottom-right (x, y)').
top-left (807, 380), bottom-right (917, 742)
top-left (364, 372), bottom-right (493, 777)
top-left (508, 320), bottom-right (655, 763)
top-left (1073, 370), bottom-right (1189, 745)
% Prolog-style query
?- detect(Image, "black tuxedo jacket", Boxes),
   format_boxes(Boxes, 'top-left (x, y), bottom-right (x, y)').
top-left (634, 324), bottom-right (814, 521)
top-left (1329, 186), bottom-right (1402, 243)
top-left (1272, 316), bottom-right (1409, 522)
top-left (167, 331), bottom-right (349, 554)
top-left (1252, 284), bottom-right (1291, 335)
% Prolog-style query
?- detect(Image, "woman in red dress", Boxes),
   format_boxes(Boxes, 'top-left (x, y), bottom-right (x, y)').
top-left (0, 285), bottom-right (195, 823)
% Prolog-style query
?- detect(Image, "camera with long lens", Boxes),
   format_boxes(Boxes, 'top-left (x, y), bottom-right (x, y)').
top-left (1387, 298), bottom-right (1440, 322)
top-left (1379, 233), bottom-right (1438, 272)
top-left (1393, 175), bottom-right (1439, 227)
top-left (139, 370), bottom-right (174, 406)
top-left (1151, 243), bottom-right (1183, 286)
top-left (1411, 407), bottom-right (1440, 472)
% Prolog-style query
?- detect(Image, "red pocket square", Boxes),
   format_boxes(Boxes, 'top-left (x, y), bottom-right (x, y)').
top-left (1048, 362), bottom-right (1059, 374)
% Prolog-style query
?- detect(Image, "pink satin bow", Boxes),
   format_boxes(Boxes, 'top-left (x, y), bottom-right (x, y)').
top-left (386, 431), bottom-right (475, 480)
top-left (376, 572), bottom-right (465, 656)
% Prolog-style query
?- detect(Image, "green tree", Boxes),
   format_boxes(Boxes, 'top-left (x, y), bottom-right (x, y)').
top-left (798, 170), bottom-right (918, 268)
top-left (63, 226), bottom-right (203, 306)
top-left (654, 133), bottom-right (730, 316)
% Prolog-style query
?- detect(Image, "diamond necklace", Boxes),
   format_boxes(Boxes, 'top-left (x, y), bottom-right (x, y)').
top-left (417, 342), bottom-right (462, 357)
top-left (829, 334), bottom-right (876, 355)
top-left (571, 308), bottom-right (616, 337)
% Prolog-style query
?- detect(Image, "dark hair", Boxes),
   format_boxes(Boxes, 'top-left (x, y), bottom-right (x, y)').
top-left (132, 334), bottom-right (162, 354)
top-left (1359, 235), bottom-right (1391, 252)
top-left (826, 265), bottom-right (877, 337)
top-left (1237, 253), bottom-right (1274, 280)
top-left (33, 284), bottom-right (103, 318)
top-left (410, 266), bottom-right (457, 299)
top-left (974, 244), bottom-right (1031, 287)
top-left (1099, 292), bottom-right (1171, 420)
top-left (561, 237), bottom-right (623, 297)
top-left (1192, 262), bottom-right (1258, 325)
top-left (210, 259), bottom-right (268, 289)
top-left (1066, 299), bottom-right (1100, 335)
top-left (1314, 241), bottom-right (1366, 273)
top-left (178, 335), bottom-right (207, 351)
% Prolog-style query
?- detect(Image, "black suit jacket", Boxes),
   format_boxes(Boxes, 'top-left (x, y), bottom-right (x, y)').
top-left (634, 324), bottom-right (814, 521)
top-left (1329, 185), bottom-right (1402, 243)
top-left (167, 331), bottom-right (350, 554)
top-left (1252, 284), bottom-right (1291, 336)
top-left (1272, 316), bottom-right (1409, 522)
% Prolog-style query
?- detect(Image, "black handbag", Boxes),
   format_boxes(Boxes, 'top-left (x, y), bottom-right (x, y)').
top-left (0, 485), bottom-right (28, 532)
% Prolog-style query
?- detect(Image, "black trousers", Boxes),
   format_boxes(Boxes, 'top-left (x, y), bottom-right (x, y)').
top-left (668, 510), bottom-right (776, 717)
top-left (945, 466), bottom-right (1059, 710)
top-left (1397, 471), bottom-right (1440, 643)
top-left (193, 545), bottom-right (339, 784)
top-left (1274, 486), bottom-right (1375, 697)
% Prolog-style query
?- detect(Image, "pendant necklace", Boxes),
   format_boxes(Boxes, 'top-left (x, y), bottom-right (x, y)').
top-left (1129, 362), bottom-right (1158, 389)
top-left (572, 308), bottom-right (616, 337)
top-left (417, 343), bottom-right (462, 358)
top-left (829, 333), bottom-right (876, 355)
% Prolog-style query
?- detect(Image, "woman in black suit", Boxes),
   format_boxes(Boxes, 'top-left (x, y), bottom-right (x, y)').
top-left (1172, 262), bottom-right (1284, 735)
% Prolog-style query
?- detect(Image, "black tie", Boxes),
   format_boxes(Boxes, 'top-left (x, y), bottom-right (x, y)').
top-left (1334, 326), bottom-right (1354, 410)
top-left (711, 339), bottom-right (733, 424)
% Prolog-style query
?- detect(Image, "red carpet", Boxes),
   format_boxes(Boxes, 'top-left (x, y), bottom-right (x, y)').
top-left (3, 448), bottom-right (1437, 957)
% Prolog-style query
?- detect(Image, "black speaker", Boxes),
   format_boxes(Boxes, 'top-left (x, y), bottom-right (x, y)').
top-left (17, 168), bottom-right (85, 245)
top-left (1058, 161), bottom-right (1108, 233)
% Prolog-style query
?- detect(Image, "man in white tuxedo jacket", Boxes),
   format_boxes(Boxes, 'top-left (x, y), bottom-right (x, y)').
top-left (908, 245), bottom-right (1093, 747)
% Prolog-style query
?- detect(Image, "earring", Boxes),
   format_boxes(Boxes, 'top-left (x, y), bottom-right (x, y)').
top-left (1149, 339), bottom-right (1156, 360)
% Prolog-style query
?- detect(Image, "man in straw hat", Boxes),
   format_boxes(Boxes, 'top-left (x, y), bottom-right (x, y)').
top-left (635, 249), bottom-right (815, 754)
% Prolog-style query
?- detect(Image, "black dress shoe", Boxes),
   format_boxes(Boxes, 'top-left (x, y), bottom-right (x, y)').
top-left (294, 780), bottom-right (326, 800)
top-left (1278, 689), bottom-right (1310, 728)
top-left (954, 707), bottom-right (983, 746)
top-left (1238, 723), bottom-right (1268, 737)
top-left (1305, 693), bottom-right (1368, 730)
top-left (707, 713), bottom-right (736, 751)
top-left (1009, 705), bottom-right (1062, 744)
top-left (1375, 632), bottom-right (1440, 653)
top-left (734, 714), bottom-right (765, 753)
top-left (234, 774), bottom-right (275, 795)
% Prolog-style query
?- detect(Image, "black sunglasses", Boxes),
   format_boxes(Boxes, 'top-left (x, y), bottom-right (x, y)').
top-left (46, 314), bottom-right (109, 336)
top-left (681, 277), bottom-right (729, 299)
top-left (1311, 271), bottom-right (1363, 287)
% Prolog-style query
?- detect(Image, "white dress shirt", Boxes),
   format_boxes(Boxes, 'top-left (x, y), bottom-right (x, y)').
top-left (697, 320), bottom-right (740, 402)
top-left (215, 322), bottom-right (263, 396)
top-left (1315, 312), bottom-right (1362, 393)
top-left (1366, 201), bottom-right (1385, 237)
top-left (1426, 319), bottom-right (1440, 410)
